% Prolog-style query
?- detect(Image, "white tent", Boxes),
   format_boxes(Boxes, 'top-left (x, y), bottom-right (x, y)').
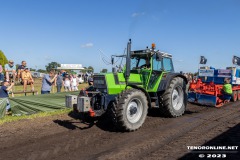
top-left (57, 64), bottom-right (84, 70)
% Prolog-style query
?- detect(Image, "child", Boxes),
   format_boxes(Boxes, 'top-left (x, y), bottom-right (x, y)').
top-left (64, 76), bottom-right (71, 92)
top-left (71, 74), bottom-right (79, 91)
top-left (0, 80), bottom-right (15, 114)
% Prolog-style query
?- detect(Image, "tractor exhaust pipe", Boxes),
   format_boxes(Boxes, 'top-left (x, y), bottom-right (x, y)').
top-left (125, 39), bottom-right (131, 85)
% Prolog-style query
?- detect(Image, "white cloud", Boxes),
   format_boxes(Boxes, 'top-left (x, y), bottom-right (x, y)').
top-left (131, 12), bottom-right (145, 18)
top-left (81, 43), bottom-right (94, 48)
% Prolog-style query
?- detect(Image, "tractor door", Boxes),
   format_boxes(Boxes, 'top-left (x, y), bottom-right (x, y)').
top-left (147, 54), bottom-right (163, 90)
top-left (135, 58), bottom-right (151, 89)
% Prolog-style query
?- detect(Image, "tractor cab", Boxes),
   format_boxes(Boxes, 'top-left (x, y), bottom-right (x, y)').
top-left (130, 47), bottom-right (174, 72)
top-left (128, 44), bottom-right (174, 91)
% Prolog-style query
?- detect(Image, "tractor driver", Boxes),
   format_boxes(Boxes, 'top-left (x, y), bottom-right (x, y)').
top-left (140, 58), bottom-right (151, 69)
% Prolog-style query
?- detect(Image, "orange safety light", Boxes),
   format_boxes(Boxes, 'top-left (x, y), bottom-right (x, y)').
top-left (152, 43), bottom-right (156, 49)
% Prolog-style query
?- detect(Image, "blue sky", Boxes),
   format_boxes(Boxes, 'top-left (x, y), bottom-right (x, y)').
top-left (0, 0), bottom-right (240, 73)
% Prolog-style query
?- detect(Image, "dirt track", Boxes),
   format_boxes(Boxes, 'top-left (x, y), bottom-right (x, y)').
top-left (0, 102), bottom-right (239, 160)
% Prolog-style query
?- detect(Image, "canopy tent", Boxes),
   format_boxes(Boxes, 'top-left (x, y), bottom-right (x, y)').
top-left (57, 64), bottom-right (84, 70)
top-left (0, 92), bottom-right (79, 118)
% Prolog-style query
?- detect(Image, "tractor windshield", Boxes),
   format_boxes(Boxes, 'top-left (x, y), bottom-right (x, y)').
top-left (131, 56), bottom-right (150, 70)
top-left (131, 58), bottom-right (143, 69)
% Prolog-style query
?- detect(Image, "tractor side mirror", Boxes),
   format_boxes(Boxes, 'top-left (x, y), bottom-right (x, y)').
top-left (156, 53), bottom-right (162, 61)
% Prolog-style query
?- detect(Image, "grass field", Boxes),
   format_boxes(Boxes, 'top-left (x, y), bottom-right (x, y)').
top-left (0, 78), bottom-right (89, 124)
top-left (0, 109), bottom-right (71, 125)
top-left (11, 77), bottom-right (89, 97)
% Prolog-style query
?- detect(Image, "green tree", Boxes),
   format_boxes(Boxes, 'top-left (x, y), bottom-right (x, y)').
top-left (0, 50), bottom-right (8, 67)
top-left (45, 62), bottom-right (60, 72)
top-left (88, 66), bottom-right (94, 73)
top-left (81, 67), bottom-right (87, 73)
top-left (101, 69), bottom-right (108, 73)
top-left (37, 69), bottom-right (47, 73)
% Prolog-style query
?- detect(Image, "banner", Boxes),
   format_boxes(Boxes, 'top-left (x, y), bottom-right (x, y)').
top-left (217, 69), bottom-right (232, 77)
top-left (199, 69), bottom-right (214, 77)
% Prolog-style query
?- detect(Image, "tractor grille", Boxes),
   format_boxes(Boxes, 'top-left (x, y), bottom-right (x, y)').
top-left (93, 75), bottom-right (107, 92)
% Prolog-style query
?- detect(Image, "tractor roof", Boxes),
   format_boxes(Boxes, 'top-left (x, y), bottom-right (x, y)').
top-left (131, 49), bottom-right (172, 58)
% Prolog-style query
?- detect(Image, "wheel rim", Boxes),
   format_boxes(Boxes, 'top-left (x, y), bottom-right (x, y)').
top-left (172, 86), bottom-right (184, 110)
top-left (126, 98), bottom-right (143, 124)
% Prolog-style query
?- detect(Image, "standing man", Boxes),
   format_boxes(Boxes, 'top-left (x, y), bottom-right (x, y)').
top-left (41, 70), bottom-right (57, 94)
top-left (4, 60), bottom-right (16, 82)
top-left (17, 60), bottom-right (27, 81)
top-left (0, 80), bottom-right (15, 114)
top-left (55, 70), bottom-right (64, 92)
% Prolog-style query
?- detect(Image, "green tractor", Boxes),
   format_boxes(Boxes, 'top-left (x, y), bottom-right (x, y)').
top-left (76, 39), bottom-right (188, 131)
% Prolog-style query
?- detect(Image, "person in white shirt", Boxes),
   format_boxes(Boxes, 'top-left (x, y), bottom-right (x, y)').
top-left (71, 74), bottom-right (79, 91)
top-left (64, 76), bottom-right (71, 92)
top-left (4, 60), bottom-right (16, 82)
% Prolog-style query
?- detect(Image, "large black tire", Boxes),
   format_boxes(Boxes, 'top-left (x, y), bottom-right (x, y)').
top-left (160, 77), bottom-right (187, 117)
top-left (111, 89), bottom-right (148, 131)
top-left (237, 90), bottom-right (240, 101)
top-left (232, 91), bottom-right (237, 102)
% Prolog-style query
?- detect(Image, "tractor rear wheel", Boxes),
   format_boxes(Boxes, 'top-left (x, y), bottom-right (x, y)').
top-left (111, 89), bottom-right (148, 131)
top-left (232, 91), bottom-right (237, 102)
top-left (237, 90), bottom-right (240, 100)
top-left (160, 77), bottom-right (187, 117)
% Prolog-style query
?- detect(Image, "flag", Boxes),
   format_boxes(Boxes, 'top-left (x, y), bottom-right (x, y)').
top-left (200, 56), bottom-right (207, 64)
top-left (232, 55), bottom-right (240, 66)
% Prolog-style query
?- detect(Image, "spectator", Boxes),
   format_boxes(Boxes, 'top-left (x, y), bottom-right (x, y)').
top-left (84, 73), bottom-right (88, 82)
top-left (88, 76), bottom-right (93, 86)
top-left (71, 74), bottom-right (79, 91)
top-left (69, 74), bottom-right (73, 81)
top-left (17, 60), bottom-right (27, 81)
top-left (0, 80), bottom-right (14, 114)
top-left (4, 60), bottom-right (16, 82)
top-left (0, 64), bottom-right (4, 82)
top-left (41, 70), bottom-right (57, 94)
top-left (55, 70), bottom-right (64, 92)
top-left (62, 70), bottom-right (66, 77)
top-left (21, 67), bottom-right (34, 92)
top-left (64, 75), bottom-right (71, 92)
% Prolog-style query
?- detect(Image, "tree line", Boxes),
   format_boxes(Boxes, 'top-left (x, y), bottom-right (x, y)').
top-left (0, 50), bottom-right (110, 73)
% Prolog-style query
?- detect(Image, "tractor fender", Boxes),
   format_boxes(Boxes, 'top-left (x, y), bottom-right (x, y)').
top-left (127, 84), bottom-right (151, 108)
top-left (158, 73), bottom-right (188, 92)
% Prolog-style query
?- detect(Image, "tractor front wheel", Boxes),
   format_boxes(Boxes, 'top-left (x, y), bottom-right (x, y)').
top-left (111, 89), bottom-right (148, 131)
